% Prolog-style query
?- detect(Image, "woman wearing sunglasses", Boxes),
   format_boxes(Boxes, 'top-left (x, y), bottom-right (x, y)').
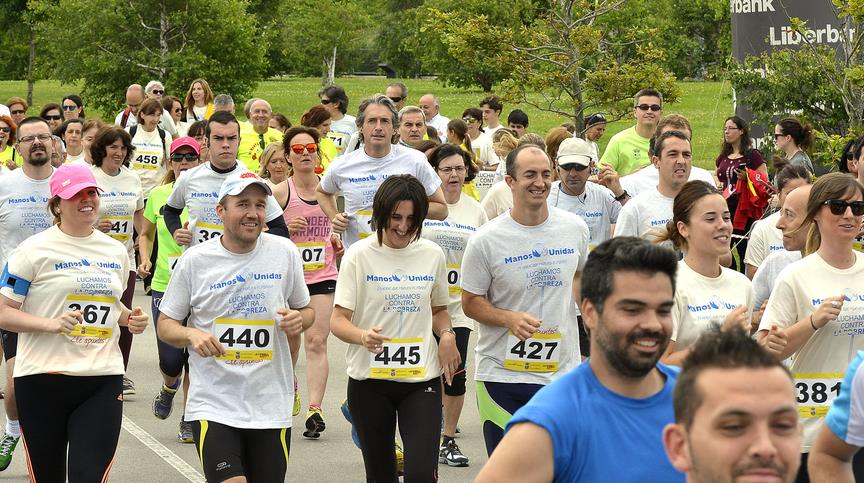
top-left (273, 126), bottom-right (343, 439)
top-left (0, 115), bottom-right (15, 171)
top-left (39, 103), bottom-right (63, 132)
top-left (61, 94), bottom-right (85, 121)
top-left (758, 173), bottom-right (864, 477)
top-left (300, 106), bottom-right (337, 173)
top-left (162, 96), bottom-right (189, 138)
top-left (774, 117), bottom-right (814, 173)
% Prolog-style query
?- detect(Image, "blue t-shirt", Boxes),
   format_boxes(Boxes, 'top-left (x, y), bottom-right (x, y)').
top-left (826, 351), bottom-right (864, 447)
top-left (507, 361), bottom-right (684, 482)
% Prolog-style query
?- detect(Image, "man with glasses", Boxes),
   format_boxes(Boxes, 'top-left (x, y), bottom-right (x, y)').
top-left (319, 85), bottom-right (356, 158)
top-left (397, 106), bottom-right (426, 149)
top-left (0, 117), bottom-right (56, 471)
top-left (237, 99), bottom-right (281, 173)
top-left (419, 94), bottom-right (450, 140)
top-left (601, 88), bottom-right (664, 176)
top-left (385, 83), bottom-right (408, 111)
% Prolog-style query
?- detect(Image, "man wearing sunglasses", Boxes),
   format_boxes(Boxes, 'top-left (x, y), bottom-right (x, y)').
top-left (385, 83), bottom-right (408, 110)
top-left (319, 85), bottom-right (356, 158)
top-left (600, 88), bottom-right (664, 176)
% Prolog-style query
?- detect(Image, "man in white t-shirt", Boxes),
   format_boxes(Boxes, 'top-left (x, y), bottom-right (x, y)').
top-left (316, 94), bottom-right (448, 247)
top-left (480, 95), bottom-right (504, 136)
top-left (462, 144), bottom-right (589, 456)
top-left (319, 85), bottom-right (357, 157)
top-left (0, 117), bottom-right (56, 469)
top-left (114, 84), bottom-right (144, 129)
top-left (615, 131), bottom-right (692, 242)
top-left (164, 111), bottom-right (289, 247)
top-left (419, 94), bottom-right (450, 140)
top-left (397, 106), bottom-right (426, 149)
top-left (157, 171), bottom-right (313, 483)
top-left (548, 138), bottom-right (626, 251)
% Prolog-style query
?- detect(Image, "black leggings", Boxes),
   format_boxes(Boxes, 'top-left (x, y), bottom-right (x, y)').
top-left (347, 377), bottom-right (442, 483)
top-left (191, 420), bottom-right (289, 483)
top-left (15, 374), bottom-right (123, 483)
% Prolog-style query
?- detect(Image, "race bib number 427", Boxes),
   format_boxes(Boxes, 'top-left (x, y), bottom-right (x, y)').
top-left (504, 331), bottom-right (561, 372)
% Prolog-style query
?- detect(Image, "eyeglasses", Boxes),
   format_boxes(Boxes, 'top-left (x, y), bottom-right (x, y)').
top-left (462, 117), bottom-right (478, 124)
top-left (0, 127), bottom-right (9, 133)
top-left (290, 143), bottom-right (318, 154)
top-left (438, 166), bottom-right (466, 174)
top-left (773, 133), bottom-right (787, 139)
top-left (558, 163), bottom-right (590, 172)
top-left (10, 110), bottom-right (25, 115)
top-left (636, 104), bottom-right (662, 112)
top-left (150, 89), bottom-right (164, 95)
top-left (320, 98), bottom-right (333, 105)
top-left (43, 115), bottom-right (62, 121)
top-left (18, 133), bottom-right (52, 144)
top-left (173, 108), bottom-right (182, 113)
top-left (62, 105), bottom-right (78, 111)
top-left (824, 199), bottom-right (864, 216)
top-left (388, 96), bottom-right (404, 103)
top-left (170, 153), bottom-right (199, 162)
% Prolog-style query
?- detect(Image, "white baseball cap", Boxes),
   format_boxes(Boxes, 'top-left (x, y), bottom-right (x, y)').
top-left (218, 171), bottom-right (272, 202)
top-left (556, 137), bottom-right (594, 167)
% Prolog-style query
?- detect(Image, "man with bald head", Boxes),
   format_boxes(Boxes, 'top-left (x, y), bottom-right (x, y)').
top-left (419, 94), bottom-right (449, 140)
top-left (238, 98), bottom-right (282, 172)
top-left (115, 84), bottom-right (145, 128)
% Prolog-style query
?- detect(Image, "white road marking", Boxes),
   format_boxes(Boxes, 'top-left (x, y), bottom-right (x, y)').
top-left (122, 415), bottom-right (205, 483)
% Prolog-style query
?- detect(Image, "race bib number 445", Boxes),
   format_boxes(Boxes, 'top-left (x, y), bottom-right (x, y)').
top-left (370, 338), bottom-right (426, 379)
top-left (504, 331), bottom-right (561, 372)
top-left (65, 294), bottom-right (116, 338)
top-left (795, 372), bottom-right (843, 418)
top-left (214, 319), bottom-right (274, 361)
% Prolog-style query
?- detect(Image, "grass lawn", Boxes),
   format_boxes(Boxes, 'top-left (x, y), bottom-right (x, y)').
top-left (0, 77), bottom-right (734, 169)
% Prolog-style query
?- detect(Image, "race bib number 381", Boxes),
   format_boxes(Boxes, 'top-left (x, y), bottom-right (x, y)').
top-left (214, 318), bottom-right (274, 361)
top-left (795, 372), bottom-right (843, 418)
top-left (504, 331), bottom-right (561, 372)
top-left (370, 338), bottom-right (426, 379)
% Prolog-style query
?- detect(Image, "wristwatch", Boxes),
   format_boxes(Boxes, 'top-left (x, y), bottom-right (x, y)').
top-left (439, 328), bottom-right (456, 337)
top-left (614, 190), bottom-right (629, 202)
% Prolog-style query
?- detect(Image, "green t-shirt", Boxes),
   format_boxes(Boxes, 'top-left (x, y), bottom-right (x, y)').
top-left (144, 182), bottom-right (188, 292)
top-left (599, 126), bottom-right (651, 176)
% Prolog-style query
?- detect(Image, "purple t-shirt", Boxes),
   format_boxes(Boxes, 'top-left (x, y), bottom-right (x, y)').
top-left (715, 149), bottom-right (765, 188)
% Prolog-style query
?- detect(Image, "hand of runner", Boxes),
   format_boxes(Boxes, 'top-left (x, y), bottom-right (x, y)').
top-left (360, 327), bottom-right (391, 354)
top-left (173, 221), bottom-right (192, 246)
top-left (331, 233), bottom-right (345, 259)
top-left (50, 310), bottom-right (82, 334)
top-left (597, 165), bottom-right (622, 193)
top-left (751, 299), bottom-right (768, 333)
top-left (721, 305), bottom-right (749, 332)
top-left (438, 332), bottom-right (461, 386)
top-left (277, 307), bottom-right (304, 336)
top-left (507, 312), bottom-right (542, 341)
top-left (137, 260), bottom-right (152, 278)
top-left (287, 216), bottom-right (308, 236)
top-left (762, 325), bottom-right (787, 357)
top-left (96, 219), bottom-right (113, 233)
top-left (187, 328), bottom-right (225, 358)
top-left (126, 307), bottom-right (149, 335)
top-left (813, 295), bottom-right (845, 329)
top-left (330, 212), bottom-right (349, 234)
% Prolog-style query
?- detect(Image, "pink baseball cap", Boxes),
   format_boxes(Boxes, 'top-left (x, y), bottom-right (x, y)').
top-left (50, 165), bottom-right (102, 200)
top-left (170, 136), bottom-right (201, 155)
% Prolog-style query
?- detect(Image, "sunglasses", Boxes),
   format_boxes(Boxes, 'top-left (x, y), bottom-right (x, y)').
top-left (150, 89), bottom-right (164, 95)
top-left (320, 98), bottom-right (333, 105)
top-left (388, 96), bottom-right (403, 103)
top-left (10, 110), bottom-right (25, 115)
top-left (62, 105), bottom-right (78, 111)
top-left (462, 117), bottom-right (478, 124)
top-left (290, 143), bottom-right (318, 154)
top-left (170, 153), bottom-right (199, 162)
top-left (636, 104), bottom-right (662, 112)
top-left (773, 133), bottom-right (787, 139)
top-left (43, 115), bottom-right (62, 120)
top-left (558, 163), bottom-right (590, 172)
top-left (173, 108), bottom-right (182, 113)
top-left (0, 127), bottom-right (9, 133)
top-left (824, 199), bottom-right (864, 216)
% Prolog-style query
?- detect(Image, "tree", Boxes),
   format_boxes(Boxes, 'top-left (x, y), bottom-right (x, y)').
top-left (431, 0), bottom-right (680, 131)
top-left (38, 0), bottom-right (266, 114)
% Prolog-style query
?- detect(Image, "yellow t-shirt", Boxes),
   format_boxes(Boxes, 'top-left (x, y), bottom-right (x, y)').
top-left (319, 137), bottom-right (338, 173)
top-left (0, 145), bottom-right (17, 167)
top-left (238, 122), bottom-right (283, 174)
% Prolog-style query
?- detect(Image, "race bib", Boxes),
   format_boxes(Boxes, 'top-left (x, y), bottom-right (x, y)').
top-left (214, 318), bottom-right (274, 361)
top-left (795, 372), bottom-right (843, 418)
top-left (167, 252), bottom-right (182, 274)
top-left (356, 210), bottom-right (373, 239)
top-left (195, 221), bottom-right (223, 244)
top-left (504, 331), bottom-right (561, 372)
top-left (65, 294), bottom-right (116, 338)
top-left (327, 132), bottom-right (349, 154)
top-left (132, 150), bottom-right (162, 171)
top-left (854, 237), bottom-right (863, 253)
top-left (296, 242), bottom-right (326, 271)
top-left (369, 337), bottom-right (426, 379)
top-left (446, 264), bottom-right (461, 296)
top-left (101, 215), bottom-right (132, 242)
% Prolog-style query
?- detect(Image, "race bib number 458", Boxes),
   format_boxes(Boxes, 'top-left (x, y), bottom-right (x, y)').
top-left (795, 372), bottom-right (843, 419)
top-left (504, 331), bottom-right (561, 372)
top-left (214, 319), bottom-right (274, 361)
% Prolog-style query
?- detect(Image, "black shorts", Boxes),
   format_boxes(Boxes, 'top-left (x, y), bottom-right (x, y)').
top-left (192, 419), bottom-right (290, 483)
top-left (1, 329), bottom-right (17, 361)
top-left (308, 279), bottom-right (336, 296)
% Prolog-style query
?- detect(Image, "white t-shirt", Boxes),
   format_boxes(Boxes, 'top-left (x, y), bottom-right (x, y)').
top-left (327, 115), bottom-right (357, 157)
top-left (752, 250), bottom-right (802, 311)
top-left (461, 208), bottom-right (589, 385)
top-left (421, 193), bottom-right (488, 329)
top-left (166, 162), bottom-right (284, 248)
top-left (587, 139), bottom-right (599, 163)
top-left (114, 110), bottom-right (138, 129)
top-left (318, 144), bottom-right (441, 247)
top-left (0, 168), bottom-right (54, 268)
top-left (159, 234), bottom-right (310, 429)
top-left (127, 126), bottom-right (171, 197)
top-left (92, 165), bottom-right (144, 266)
top-left (671, 260), bottom-right (754, 350)
top-left (1, 226), bottom-right (129, 377)
top-left (759, 252), bottom-right (864, 450)
top-left (614, 189), bottom-right (673, 242)
top-left (744, 211), bottom-right (784, 268)
top-left (470, 133), bottom-right (500, 169)
top-left (65, 151), bottom-right (85, 164)
top-left (427, 114), bottom-right (451, 140)
top-left (480, 181), bottom-right (513, 221)
top-left (547, 181), bottom-right (621, 250)
top-left (335, 237), bottom-right (448, 383)
top-left (620, 165), bottom-right (716, 198)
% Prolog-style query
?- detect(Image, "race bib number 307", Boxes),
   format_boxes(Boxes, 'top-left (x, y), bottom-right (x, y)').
top-left (795, 372), bottom-right (843, 418)
top-left (369, 338), bottom-right (426, 379)
top-left (504, 331), bottom-right (561, 372)
top-left (65, 294), bottom-right (116, 338)
top-left (214, 319), bottom-right (274, 361)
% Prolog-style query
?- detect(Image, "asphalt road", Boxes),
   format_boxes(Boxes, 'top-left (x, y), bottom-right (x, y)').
top-left (0, 284), bottom-right (488, 482)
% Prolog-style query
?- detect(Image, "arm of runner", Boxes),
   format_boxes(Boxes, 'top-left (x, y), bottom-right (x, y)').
top-left (474, 422), bottom-right (554, 483)
top-left (660, 341), bottom-right (689, 367)
top-left (766, 295), bottom-right (844, 360)
top-left (572, 271), bottom-right (582, 303)
top-left (0, 294), bottom-right (81, 334)
top-left (119, 305), bottom-right (149, 334)
top-left (462, 290), bottom-right (540, 341)
top-left (808, 424), bottom-right (858, 483)
top-left (137, 218), bottom-right (156, 278)
top-left (426, 187), bottom-right (449, 221)
top-left (315, 185), bottom-right (349, 234)
top-left (432, 305), bottom-right (460, 386)
top-left (164, 204), bottom-right (184, 237)
top-left (157, 313), bottom-right (225, 358)
top-left (277, 305), bottom-right (315, 337)
top-left (330, 304), bottom-right (391, 353)
top-left (265, 215), bottom-right (290, 238)
top-left (133, 208), bottom-right (145, 240)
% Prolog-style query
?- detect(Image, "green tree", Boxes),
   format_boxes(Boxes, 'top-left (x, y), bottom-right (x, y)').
top-left (369, 0), bottom-right (426, 78)
top-left (38, 0), bottom-right (266, 114)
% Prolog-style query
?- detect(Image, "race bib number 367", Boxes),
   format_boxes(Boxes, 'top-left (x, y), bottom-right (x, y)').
top-left (65, 294), bottom-right (116, 338)
top-left (214, 319), bottom-right (274, 361)
top-left (504, 331), bottom-right (561, 372)
top-left (370, 338), bottom-right (426, 379)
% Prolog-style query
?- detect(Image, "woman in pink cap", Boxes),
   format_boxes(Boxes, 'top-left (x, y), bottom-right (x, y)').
top-left (0, 164), bottom-right (148, 482)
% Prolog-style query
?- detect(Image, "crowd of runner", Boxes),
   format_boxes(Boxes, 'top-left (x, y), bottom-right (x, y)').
top-left (0, 80), bottom-right (862, 482)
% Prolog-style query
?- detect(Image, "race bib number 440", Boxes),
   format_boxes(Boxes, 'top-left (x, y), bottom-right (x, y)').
top-left (795, 372), bottom-right (843, 418)
top-left (369, 338), bottom-right (426, 379)
top-left (504, 331), bottom-right (561, 372)
top-left (214, 319), bottom-right (274, 361)
top-left (65, 294), bottom-right (116, 338)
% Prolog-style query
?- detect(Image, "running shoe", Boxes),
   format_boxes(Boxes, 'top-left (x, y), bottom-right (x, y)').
top-left (0, 432), bottom-right (18, 471)
top-left (293, 378), bottom-right (300, 417)
top-left (303, 406), bottom-right (326, 439)
top-left (152, 383), bottom-right (178, 420)
top-left (439, 437), bottom-right (469, 467)
top-left (340, 400), bottom-right (361, 449)
top-left (122, 376), bottom-right (136, 396)
top-left (177, 419), bottom-right (194, 444)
